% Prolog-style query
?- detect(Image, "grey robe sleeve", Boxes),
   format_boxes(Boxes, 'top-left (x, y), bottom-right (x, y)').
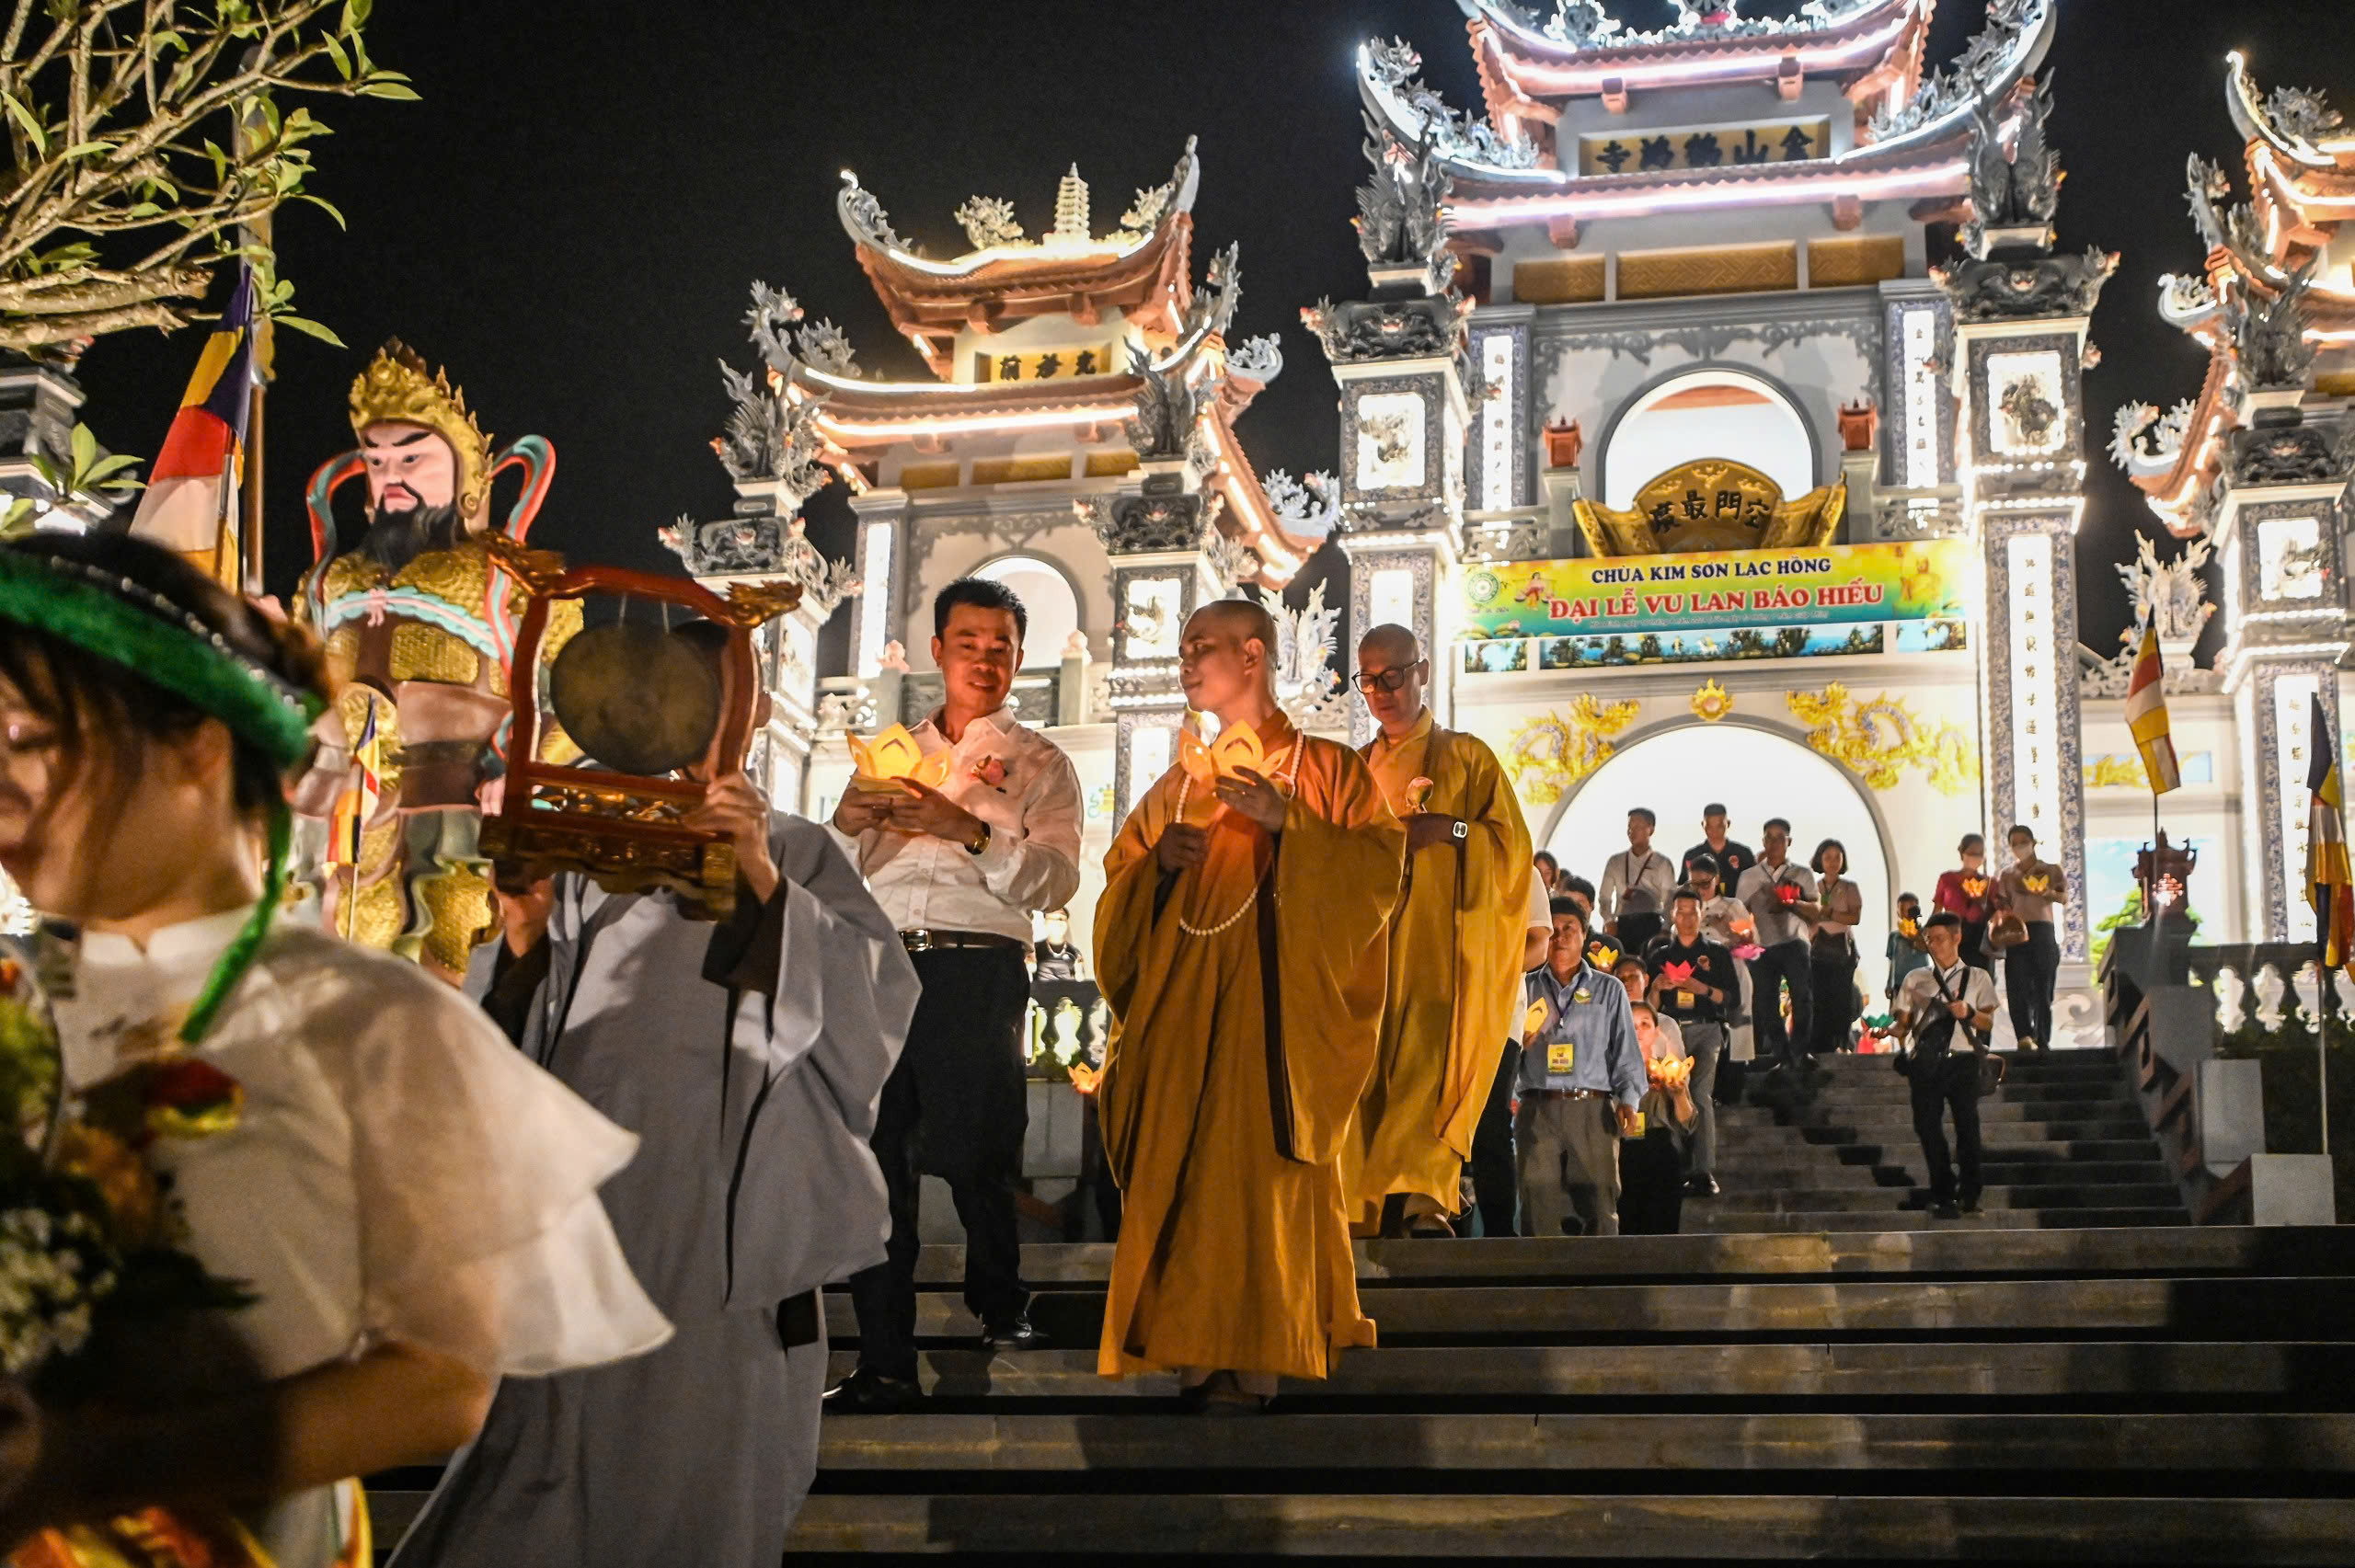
top-left (720, 814), bottom-right (920, 1304)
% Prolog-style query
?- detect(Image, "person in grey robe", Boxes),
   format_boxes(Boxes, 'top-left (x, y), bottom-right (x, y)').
top-left (392, 796), bottom-right (918, 1568)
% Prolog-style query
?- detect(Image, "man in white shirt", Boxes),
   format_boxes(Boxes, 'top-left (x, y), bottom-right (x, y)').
top-left (1597, 807), bottom-right (1676, 956)
top-left (1734, 818), bottom-right (1821, 1075)
top-left (825, 579), bottom-right (1084, 1412)
top-left (1895, 910), bottom-right (1999, 1220)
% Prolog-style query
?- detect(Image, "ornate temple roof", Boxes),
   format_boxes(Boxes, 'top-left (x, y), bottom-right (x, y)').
top-left (837, 141), bottom-right (1202, 376)
top-left (1359, 1), bottom-right (2056, 235)
top-left (1461, 0), bottom-right (1923, 98)
top-left (2113, 57), bottom-right (2355, 536)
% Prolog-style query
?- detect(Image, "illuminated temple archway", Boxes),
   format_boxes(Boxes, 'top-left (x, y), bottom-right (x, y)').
top-left (1541, 719), bottom-right (1893, 978)
top-left (971, 553), bottom-right (1083, 670)
top-left (1598, 366), bottom-right (1819, 510)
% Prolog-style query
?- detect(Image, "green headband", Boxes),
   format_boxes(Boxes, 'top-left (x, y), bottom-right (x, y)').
top-left (0, 549), bottom-right (323, 768)
top-left (0, 546), bottom-right (328, 1044)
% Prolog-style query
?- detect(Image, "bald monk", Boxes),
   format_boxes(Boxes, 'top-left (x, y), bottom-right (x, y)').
top-left (1095, 600), bottom-right (1406, 1410)
top-left (1341, 624), bottom-right (1534, 1237)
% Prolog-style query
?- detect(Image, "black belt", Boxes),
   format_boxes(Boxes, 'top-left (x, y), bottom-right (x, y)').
top-left (900, 928), bottom-right (1027, 954)
top-left (1523, 1086), bottom-right (1610, 1102)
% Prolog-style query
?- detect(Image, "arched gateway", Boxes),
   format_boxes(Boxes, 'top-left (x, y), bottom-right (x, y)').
top-left (1542, 720), bottom-right (1894, 996)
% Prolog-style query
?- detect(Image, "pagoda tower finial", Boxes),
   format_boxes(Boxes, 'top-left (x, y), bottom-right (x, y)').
top-left (1051, 165), bottom-right (1091, 245)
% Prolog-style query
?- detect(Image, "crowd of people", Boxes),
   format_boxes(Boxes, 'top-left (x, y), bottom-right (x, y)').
top-left (1526, 809), bottom-right (2073, 1229)
top-left (0, 531), bottom-right (2081, 1565)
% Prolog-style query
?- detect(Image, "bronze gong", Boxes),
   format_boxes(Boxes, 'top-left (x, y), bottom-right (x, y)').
top-left (547, 621), bottom-right (722, 776)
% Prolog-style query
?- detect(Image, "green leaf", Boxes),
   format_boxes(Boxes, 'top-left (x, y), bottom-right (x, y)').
top-left (358, 79), bottom-right (419, 101)
top-left (273, 313), bottom-right (346, 349)
top-left (297, 192), bottom-right (347, 229)
top-left (340, 0), bottom-right (374, 35)
top-left (1, 91), bottom-right (47, 155)
top-left (69, 423), bottom-right (98, 475)
top-left (1, 498), bottom-right (38, 539)
top-left (84, 453), bottom-right (142, 483)
top-left (322, 34), bottom-right (350, 78)
top-left (125, 200), bottom-right (163, 219)
top-left (59, 141), bottom-right (117, 160)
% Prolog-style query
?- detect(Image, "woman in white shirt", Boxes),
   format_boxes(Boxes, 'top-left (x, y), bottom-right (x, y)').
top-left (0, 532), bottom-right (666, 1567)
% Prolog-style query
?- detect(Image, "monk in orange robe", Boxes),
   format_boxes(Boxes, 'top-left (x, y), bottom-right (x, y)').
top-left (1095, 601), bottom-right (1405, 1409)
top-left (1339, 624), bottom-right (1533, 1236)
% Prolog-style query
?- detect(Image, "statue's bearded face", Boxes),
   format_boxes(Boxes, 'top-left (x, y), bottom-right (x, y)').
top-left (361, 421), bottom-right (459, 515)
top-left (358, 421), bottom-right (468, 571)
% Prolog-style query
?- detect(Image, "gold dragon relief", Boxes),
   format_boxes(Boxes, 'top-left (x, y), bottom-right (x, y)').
top-left (1786, 682), bottom-right (1978, 795)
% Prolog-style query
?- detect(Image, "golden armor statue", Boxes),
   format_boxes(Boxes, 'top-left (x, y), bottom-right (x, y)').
top-left (293, 343), bottom-right (579, 982)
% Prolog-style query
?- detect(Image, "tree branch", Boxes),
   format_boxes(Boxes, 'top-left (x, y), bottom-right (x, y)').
top-left (0, 262), bottom-right (204, 311)
top-left (0, 295), bottom-right (190, 349)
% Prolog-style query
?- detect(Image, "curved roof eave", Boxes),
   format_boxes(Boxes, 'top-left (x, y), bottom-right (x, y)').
top-left (835, 138), bottom-right (1202, 281)
top-left (1455, 0), bottom-right (1918, 76)
top-left (1358, 1), bottom-right (2047, 203)
top-left (2226, 52), bottom-right (2338, 172)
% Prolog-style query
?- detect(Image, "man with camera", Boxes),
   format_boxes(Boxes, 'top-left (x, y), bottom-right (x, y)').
top-left (1893, 910), bottom-right (1998, 1220)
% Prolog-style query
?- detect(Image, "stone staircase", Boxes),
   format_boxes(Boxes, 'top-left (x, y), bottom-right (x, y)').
top-left (770, 1227), bottom-right (2355, 1560)
top-left (1688, 1049), bottom-right (2189, 1232)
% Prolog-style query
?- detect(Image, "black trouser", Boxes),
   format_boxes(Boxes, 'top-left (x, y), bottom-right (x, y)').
top-left (1615, 911), bottom-right (1664, 956)
top-left (1071, 1091), bottom-right (1122, 1242)
top-left (847, 946), bottom-right (1030, 1379)
top-left (1468, 1041), bottom-right (1521, 1238)
top-left (1749, 939), bottom-right (1813, 1069)
top-left (1809, 949), bottom-right (1858, 1054)
top-left (1910, 1053), bottom-right (1982, 1207)
top-left (2005, 921), bottom-right (2061, 1048)
top-left (1619, 1130), bottom-right (1686, 1235)
top-left (1960, 919), bottom-right (1994, 979)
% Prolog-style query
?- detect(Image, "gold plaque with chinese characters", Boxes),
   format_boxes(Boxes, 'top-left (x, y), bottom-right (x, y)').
top-left (1572, 459), bottom-right (1844, 556)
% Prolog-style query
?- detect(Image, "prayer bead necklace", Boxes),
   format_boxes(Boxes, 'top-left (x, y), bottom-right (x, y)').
top-left (1172, 736), bottom-right (1303, 939)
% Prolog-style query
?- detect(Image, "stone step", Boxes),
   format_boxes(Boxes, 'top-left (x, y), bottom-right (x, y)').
top-left (1688, 1183), bottom-right (2186, 1214)
top-left (783, 1494), bottom-right (2355, 1559)
top-left (809, 1411), bottom-right (2355, 1473)
top-left (1724, 1136), bottom-right (2169, 1163)
top-left (1771, 1106), bottom-right (2156, 1129)
top-left (1692, 1207), bottom-right (2189, 1233)
top-left (819, 1341), bottom-right (2355, 1402)
top-left (1723, 1092), bottom-right (2147, 1116)
top-left (826, 1275), bottom-right (2330, 1344)
top-left (901, 1229), bottom-right (2354, 1286)
top-left (1817, 1052), bottom-right (2119, 1074)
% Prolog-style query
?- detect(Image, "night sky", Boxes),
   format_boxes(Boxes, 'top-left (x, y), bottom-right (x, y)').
top-left (64, 0), bottom-right (2355, 663)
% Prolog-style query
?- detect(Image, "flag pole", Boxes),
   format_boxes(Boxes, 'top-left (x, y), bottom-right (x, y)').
top-left (234, 75), bottom-right (274, 599)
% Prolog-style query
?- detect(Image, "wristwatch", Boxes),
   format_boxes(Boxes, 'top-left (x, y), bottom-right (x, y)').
top-left (965, 821), bottom-right (993, 857)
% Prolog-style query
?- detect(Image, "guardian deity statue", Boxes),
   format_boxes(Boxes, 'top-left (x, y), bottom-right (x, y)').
top-left (294, 342), bottom-right (580, 980)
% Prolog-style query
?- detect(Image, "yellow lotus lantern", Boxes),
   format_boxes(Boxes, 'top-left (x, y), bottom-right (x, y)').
top-left (848, 724), bottom-right (953, 795)
top-left (1178, 721), bottom-right (1269, 785)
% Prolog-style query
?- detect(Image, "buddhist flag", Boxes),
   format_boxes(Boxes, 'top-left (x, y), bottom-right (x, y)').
top-left (129, 265), bottom-right (258, 573)
top-left (2123, 616), bottom-right (2181, 795)
top-left (330, 704), bottom-right (380, 867)
top-left (2305, 693), bottom-right (2354, 968)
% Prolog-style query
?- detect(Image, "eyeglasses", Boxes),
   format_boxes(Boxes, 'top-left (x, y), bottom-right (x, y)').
top-left (1351, 661), bottom-right (1426, 694)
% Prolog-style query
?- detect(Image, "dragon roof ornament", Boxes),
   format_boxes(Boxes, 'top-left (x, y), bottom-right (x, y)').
top-left (1360, 40), bottom-right (1544, 178)
top-left (1962, 72), bottom-right (2059, 254)
top-left (2227, 258), bottom-right (2320, 391)
top-left (1867, 0), bottom-right (2056, 155)
top-left (2225, 52), bottom-right (2350, 171)
top-left (661, 277), bottom-right (860, 609)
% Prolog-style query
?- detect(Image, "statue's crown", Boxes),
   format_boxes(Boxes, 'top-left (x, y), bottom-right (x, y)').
top-left (348, 340), bottom-right (493, 519)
